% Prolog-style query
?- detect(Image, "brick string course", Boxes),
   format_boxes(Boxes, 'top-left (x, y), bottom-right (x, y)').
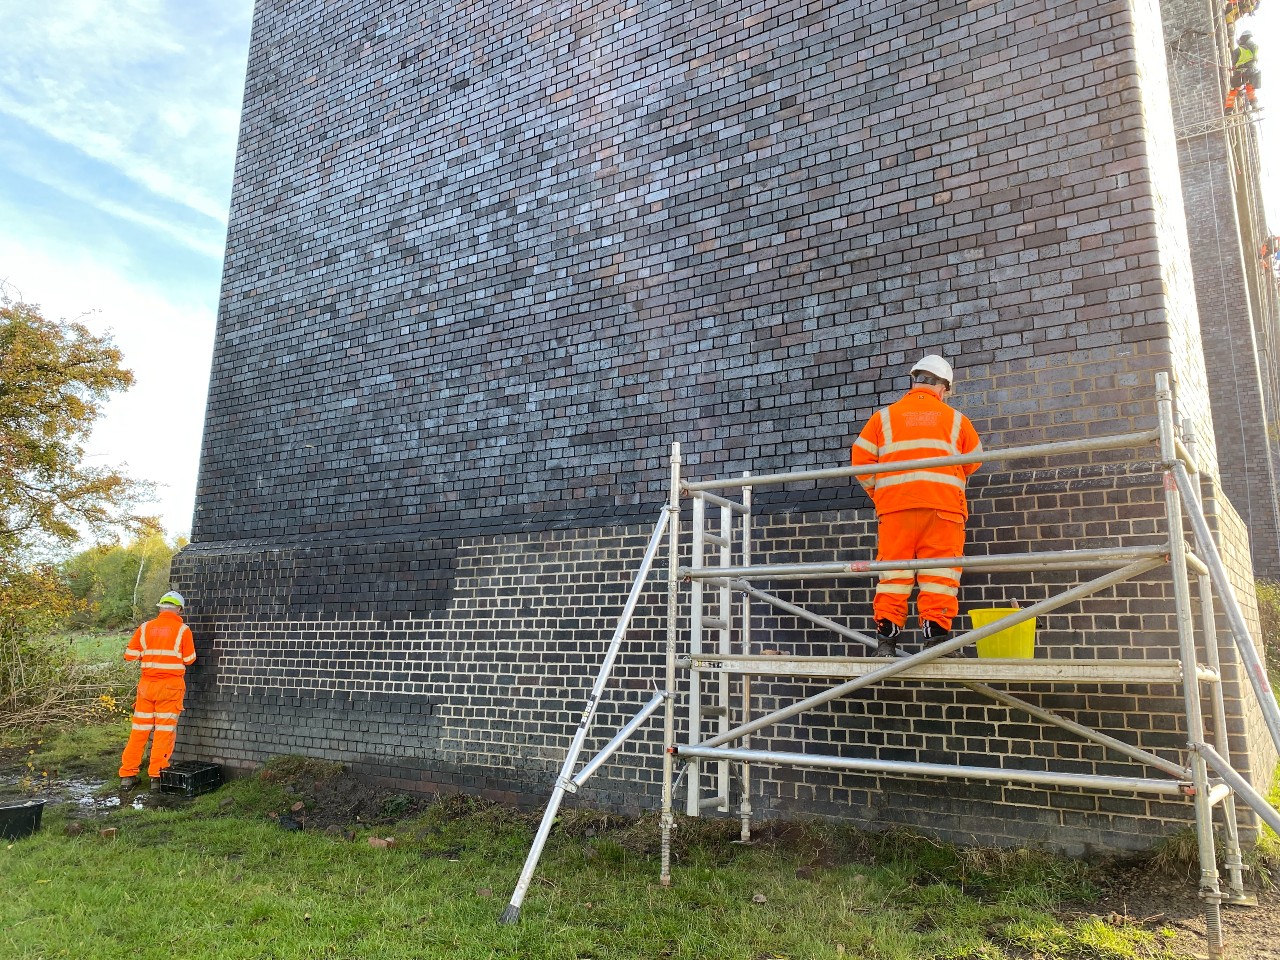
top-left (176, 0), bottom-right (1277, 852)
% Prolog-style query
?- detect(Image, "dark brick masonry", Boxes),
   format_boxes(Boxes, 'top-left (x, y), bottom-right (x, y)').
top-left (176, 0), bottom-right (1277, 852)
top-left (175, 452), bottom-right (1268, 851)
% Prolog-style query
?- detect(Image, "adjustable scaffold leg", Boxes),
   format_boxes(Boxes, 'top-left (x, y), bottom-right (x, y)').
top-left (1158, 375), bottom-right (1225, 958)
top-left (1182, 419), bottom-right (1255, 909)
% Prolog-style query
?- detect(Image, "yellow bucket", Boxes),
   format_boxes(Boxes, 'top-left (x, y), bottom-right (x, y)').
top-left (968, 608), bottom-right (1036, 659)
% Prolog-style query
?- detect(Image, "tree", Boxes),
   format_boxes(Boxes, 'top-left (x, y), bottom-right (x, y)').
top-left (0, 294), bottom-right (149, 731)
top-left (62, 532), bottom-right (188, 630)
top-left (1, 296), bottom-right (151, 554)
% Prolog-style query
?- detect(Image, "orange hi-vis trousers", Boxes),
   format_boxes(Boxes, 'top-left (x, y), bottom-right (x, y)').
top-left (118, 676), bottom-right (186, 779)
top-left (874, 507), bottom-right (965, 631)
top-left (1225, 83), bottom-right (1256, 110)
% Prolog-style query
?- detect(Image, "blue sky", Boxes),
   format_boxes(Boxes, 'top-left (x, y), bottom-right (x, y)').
top-left (0, 1), bottom-right (1276, 544)
top-left (0, 0), bottom-right (255, 541)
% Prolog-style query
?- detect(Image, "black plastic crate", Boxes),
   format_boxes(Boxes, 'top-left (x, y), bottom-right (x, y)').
top-left (0, 799), bottom-right (45, 840)
top-left (159, 761), bottom-right (223, 797)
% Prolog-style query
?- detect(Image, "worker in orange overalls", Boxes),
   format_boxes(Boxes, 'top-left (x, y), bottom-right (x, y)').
top-left (118, 591), bottom-right (197, 791)
top-left (851, 355), bottom-right (983, 657)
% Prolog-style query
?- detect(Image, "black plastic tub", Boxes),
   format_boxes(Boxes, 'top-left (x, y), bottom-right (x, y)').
top-left (0, 799), bottom-right (45, 840)
top-left (160, 761), bottom-right (223, 798)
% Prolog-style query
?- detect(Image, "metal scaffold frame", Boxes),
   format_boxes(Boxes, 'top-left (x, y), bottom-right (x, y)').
top-left (502, 374), bottom-right (1280, 958)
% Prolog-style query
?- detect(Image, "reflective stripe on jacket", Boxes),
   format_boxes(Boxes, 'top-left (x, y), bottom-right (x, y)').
top-left (851, 387), bottom-right (983, 517)
top-left (124, 610), bottom-right (196, 680)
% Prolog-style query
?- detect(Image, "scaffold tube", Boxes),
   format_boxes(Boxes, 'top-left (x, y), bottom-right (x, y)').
top-left (688, 488), bottom-right (750, 514)
top-left (660, 443), bottom-right (681, 887)
top-left (500, 507), bottom-right (670, 924)
top-left (681, 545), bottom-right (1166, 582)
top-left (674, 745), bottom-right (1189, 795)
top-left (1157, 372), bottom-right (1222, 922)
top-left (682, 429), bottom-right (1161, 492)
top-left (1192, 742), bottom-right (1280, 834)
top-left (1171, 462), bottom-right (1280, 754)
top-left (1183, 417), bottom-right (1248, 900)
top-left (570, 690), bottom-right (669, 788)
top-left (737, 581), bottom-right (1190, 779)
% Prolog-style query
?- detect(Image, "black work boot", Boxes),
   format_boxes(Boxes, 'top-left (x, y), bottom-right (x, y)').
top-left (874, 619), bottom-right (901, 657)
top-left (119, 776), bottom-right (138, 791)
top-left (920, 619), bottom-right (953, 655)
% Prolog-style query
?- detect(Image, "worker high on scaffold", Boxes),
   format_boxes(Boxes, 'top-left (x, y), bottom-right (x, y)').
top-left (851, 355), bottom-right (983, 657)
top-left (1224, 0), bottom-right (1259, 27)
top-left (1225, 31), bottom-right (1261, 110)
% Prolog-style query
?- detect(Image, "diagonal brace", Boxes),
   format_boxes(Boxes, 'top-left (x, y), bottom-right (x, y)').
top-left (739, 581), bottom-right (1192, 780)
top-left (696, 558), bottom-right (1165, 750)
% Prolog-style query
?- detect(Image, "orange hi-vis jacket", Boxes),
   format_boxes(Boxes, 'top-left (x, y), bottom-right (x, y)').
top-left (124, 609), bottom-right (197, 680)
top-left (851, 387), bottom-right (983, 518)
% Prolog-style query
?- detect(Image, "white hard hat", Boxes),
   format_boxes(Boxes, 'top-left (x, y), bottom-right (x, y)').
top-left (157, 591), bottom-right (185, 609)
top-left (910, 354), bottom-right (954, 385)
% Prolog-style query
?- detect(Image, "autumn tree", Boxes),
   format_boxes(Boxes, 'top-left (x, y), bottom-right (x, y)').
top-left (1, 294), bottom-right (149, 730)
top-left (1, 297), bottom-right (148, 554)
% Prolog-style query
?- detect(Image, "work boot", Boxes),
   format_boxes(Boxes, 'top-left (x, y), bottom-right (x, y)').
top-left (874, 619), bottom-right (901, 657)
top-left (149, 778), bottom-right (162, 793)
top-left (920, 619), bottom-right (953, 656)
top-left (119, 776), bottom-right (138, 791)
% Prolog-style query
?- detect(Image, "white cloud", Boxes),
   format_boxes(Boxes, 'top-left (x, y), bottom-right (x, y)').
top-left (0, 1), bottom-right (253, 542)
top-left (1, 236), bottom-right (217, 540)
top-left (0, 148), bottom-right (226, 259)
top-left (0, 0), bottom-right (252, 224)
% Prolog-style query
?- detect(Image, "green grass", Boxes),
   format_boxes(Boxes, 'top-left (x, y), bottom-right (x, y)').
top-left (1, 719), bottom-right (131, 794)
top-left (25, 718), bottom-right (131, 780)
top-left (1, 800), bottom-right (1188, 960)
top-left (1255, 763), bottom-right (1280, 877)
top-left (44, 630), bottom-right (132, 665)
top-left (0, 727), bottom-right (1201, 960)
top-left (1, 795), bottom-right (1192, 959)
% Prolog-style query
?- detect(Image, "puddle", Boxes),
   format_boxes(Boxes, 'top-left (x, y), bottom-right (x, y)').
top-left (0, 775), bottom-right (145, 813)
top-left (64, 778), bottom-right (146, 812)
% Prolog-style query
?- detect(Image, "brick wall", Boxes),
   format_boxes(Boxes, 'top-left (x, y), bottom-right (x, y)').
top-left (1164, 0), bottom-right (1280, 576)
top-left (197, 0), bottom-right (1196, 566)
top-left (176, 452), bottom-right (1266, 850)
top-left (177, 0), bottom-right (1275, 853)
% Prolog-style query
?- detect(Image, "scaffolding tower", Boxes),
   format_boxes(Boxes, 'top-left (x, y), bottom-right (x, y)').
top-left (502, 374), bottom-right (1280, 959)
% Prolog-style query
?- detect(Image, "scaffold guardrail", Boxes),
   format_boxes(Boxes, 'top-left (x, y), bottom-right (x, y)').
top-left (502, 373), bottom-right (1280, 959)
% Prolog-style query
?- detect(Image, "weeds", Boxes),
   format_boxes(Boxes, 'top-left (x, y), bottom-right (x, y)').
top-left (0, 577), bottom-right (134, 736)
top-left (1148, 828), bottom-right (1200, 882)
top-left (12, 717), bottom-right (130, 785)
top-left (1250, 764), bottom-right (1280, 887)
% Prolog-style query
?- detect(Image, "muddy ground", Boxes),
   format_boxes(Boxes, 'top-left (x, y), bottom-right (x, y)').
top-left (2, 748), bottom-right (1276, 959)
top-left (1087, 859), bottom-right (1279, 959)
